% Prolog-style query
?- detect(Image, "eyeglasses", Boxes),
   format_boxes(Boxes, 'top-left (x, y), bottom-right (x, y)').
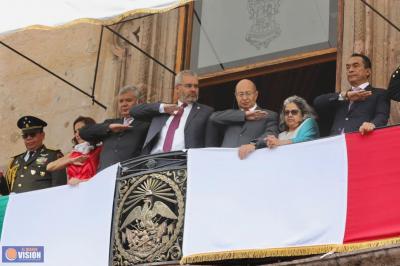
top-left (181, 83), bottom-right (199, 89)
top-left (284, 109), bottom-right (300, 116)
top-left (236, 92), bottom-right (254, 98)
top-left (22, 132), bottom-right (39, 139)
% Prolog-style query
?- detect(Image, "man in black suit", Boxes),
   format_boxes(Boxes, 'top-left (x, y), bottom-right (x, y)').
top-left (387, 65), bottom-right (400, 101)
top-left (207, 79), bottom-right (278, 159)
top-left (314, 53), bottom-right (389, 135)
top-left (79, 85), bottom-right (149, 170)
top-left (130, 70), bottom-right (214, 154)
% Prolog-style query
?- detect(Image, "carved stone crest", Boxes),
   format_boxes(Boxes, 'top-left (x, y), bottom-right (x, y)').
top-left (246, 0), bottom-right (281, 49)
top-left (113, 169), bottom-right (186, 265)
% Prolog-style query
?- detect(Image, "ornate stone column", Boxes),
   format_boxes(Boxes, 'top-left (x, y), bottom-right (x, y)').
top-left (108, 9), bottom-right (180, 106)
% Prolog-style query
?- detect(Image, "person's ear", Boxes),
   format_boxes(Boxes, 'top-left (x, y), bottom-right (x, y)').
top-left (366, 68), bottom-right (372, 79)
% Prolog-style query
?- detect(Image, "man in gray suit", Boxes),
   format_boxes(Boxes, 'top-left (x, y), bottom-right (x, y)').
top-left (130, 70), bottom-right (214, 154)
top-left (79, 85), bottom-right (149, 170)
top-left (207, 79), bottom-right (278, 159)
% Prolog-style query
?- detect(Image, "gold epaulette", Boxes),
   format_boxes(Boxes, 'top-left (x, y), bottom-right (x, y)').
top-left (5, 157), bottom-right (19, 192)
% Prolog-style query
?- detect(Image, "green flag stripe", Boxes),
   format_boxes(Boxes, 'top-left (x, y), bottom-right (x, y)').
top-left (0, 195), bottom-right (9, 240)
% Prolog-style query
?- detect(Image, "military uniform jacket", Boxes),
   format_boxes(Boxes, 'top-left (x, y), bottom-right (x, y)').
top-left (3, 146), bottom-right (67, 194)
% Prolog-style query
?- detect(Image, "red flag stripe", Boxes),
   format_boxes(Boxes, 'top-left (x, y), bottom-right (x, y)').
top-left (344, 126), bottom-right (400, 243)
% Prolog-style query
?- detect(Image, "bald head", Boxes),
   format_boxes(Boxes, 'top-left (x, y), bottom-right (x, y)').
top-left (235, 79), bottom-right (258, 111)
top-left (235, 79), bottom-right (256, 93)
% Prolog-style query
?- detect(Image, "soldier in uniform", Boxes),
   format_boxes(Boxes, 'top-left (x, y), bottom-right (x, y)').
top-left (388, 65), bottom-right (400, 101)
top-left (0, 116), bottom-right (67, 194)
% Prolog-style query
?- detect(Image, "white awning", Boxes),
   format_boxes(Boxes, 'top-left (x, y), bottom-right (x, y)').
top-left (0, 0), bottom-right (189, 35)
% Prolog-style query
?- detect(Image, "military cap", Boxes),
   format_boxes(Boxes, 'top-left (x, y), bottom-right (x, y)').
top-left (17, 116), bottom-right (47, 133)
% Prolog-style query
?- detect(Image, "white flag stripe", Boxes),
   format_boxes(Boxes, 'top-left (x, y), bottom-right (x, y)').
top-left (184, 136), bottom-right (348, 256)
top-left (0, 164), bottom-right (118, 266)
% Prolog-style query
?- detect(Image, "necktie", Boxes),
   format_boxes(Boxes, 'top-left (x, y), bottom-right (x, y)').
top-left (348, 87), bottom-right (361, 110)
top-left (163, 103), bottom-right (187, 152)
top-left (26, 151), bottom-right (34, 162)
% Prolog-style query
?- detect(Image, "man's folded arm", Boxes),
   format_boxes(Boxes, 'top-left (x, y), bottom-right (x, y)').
top-left (130, 103), bottom-right (162, 121)
top-left (209, 110), bottom-right (246, 125)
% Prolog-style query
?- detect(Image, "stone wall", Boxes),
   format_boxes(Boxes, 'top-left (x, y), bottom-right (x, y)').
top-left (0, 9), bottom-right (180, 170)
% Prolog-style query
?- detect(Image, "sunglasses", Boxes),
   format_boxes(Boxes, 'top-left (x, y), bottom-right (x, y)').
top-left (22, 132), bottom-right (39, 139)
top-left (284, 109), bottom-right (300, 116)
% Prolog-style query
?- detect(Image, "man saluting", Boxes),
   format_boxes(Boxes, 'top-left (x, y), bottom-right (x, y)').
top-left (0, 116), bottom-right (66, 194)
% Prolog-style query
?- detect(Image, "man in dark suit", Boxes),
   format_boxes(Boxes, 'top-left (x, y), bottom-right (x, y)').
top-left (314, 53), bottom-right (389, 135)
top-left (79, 85), bottom-right (149, 170)
top-left (130, 70), bottom-right (214, 154)
top-left (0, 116), bottom-right (66, 194)
top-left (387, 64), bottom-right (400, 101)
top-left (206, 79), bottom-right (278, 159)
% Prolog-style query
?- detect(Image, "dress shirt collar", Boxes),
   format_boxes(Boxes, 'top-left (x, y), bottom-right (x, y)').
top-left (177, 100), bottom-right (193, 108)
top-left (241, 104), bottom-right (258, 112)
top-left (352, 82), bottom-right (369, 91)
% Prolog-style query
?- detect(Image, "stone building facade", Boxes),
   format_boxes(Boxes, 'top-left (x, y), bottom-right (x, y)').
top-left (0, 8), bottom-right (181, 168)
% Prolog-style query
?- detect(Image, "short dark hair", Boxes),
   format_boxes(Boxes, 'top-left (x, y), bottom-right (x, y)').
top-left (351, 53), bottom-right (372, 69)
top-left (72, 116), bottom-right (96, 145)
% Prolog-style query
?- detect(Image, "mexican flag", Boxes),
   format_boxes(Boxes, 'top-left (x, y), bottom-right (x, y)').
top-left (0, 164), bottom-right (117, 266)
top-left (182, 126), bottom-right (400, 264)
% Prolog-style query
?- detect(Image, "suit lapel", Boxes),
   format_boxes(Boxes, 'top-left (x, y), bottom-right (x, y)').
top-left (347, 101), bottom-right (356, 114)
top-left (241, 113), bottom-right (249, 134)
top-left (241, 106), bottom-right (261, 134)
top-left (145, 115), bottom-right (169, 146)
top-left (364, 85), bottom-right (373, 92)
top-left (185, 103), bottom-right (201, 130)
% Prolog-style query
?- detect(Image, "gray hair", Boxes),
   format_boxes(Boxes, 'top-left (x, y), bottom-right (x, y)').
top-left (279, 95), bottom-right (317, 131)
top-left (175, 70), bottom-right (198, 87)
top-left (118, 85), bottom-right (145, 102)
